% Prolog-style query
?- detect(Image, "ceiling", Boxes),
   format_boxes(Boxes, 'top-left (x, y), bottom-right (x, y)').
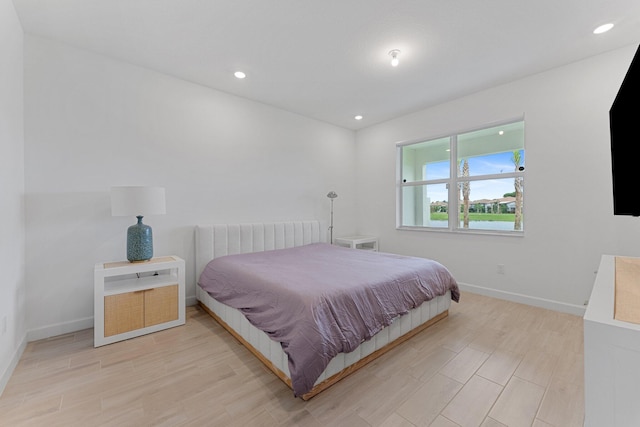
top-left (12, 0), bottom-right (640, 130)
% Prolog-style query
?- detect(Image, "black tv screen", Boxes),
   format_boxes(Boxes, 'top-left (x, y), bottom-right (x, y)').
top-left (611, 45), bottom-right (640, 216)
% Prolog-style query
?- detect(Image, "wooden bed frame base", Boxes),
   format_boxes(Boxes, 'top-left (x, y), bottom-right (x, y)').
top-left (198, 301), bottom-right (449, 400)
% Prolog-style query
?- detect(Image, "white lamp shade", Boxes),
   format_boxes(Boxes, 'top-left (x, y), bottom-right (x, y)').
top-left (111, 186), bottom-right (166, 217)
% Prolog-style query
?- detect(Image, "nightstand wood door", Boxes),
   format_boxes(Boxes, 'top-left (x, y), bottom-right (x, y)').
top-left (104, 291), bottom-right (145, 337)
top-left (144, 284), bottom-right (179, 327)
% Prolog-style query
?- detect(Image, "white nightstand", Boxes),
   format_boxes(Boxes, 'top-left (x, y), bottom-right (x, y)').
top-left (334, 236), bottom-right (379, 252)
top-left (94, 255), bottom-right (185, 347)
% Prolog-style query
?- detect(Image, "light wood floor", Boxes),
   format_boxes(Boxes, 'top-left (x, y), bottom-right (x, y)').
top-left (0, 292), bottom-right (584, 426)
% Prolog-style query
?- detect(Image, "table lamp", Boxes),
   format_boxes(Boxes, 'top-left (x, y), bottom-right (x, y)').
top-left (111, 186), bottom-right (166, 262)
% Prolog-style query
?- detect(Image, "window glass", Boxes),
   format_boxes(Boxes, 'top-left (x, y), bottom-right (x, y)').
top-left (401, 184), bottom-right (448, 228)
top-left (457, 178), bottom-right (524, 231)
top-left (458, 122), bottom-right (525, 177)
top-left (397, 119), bottom-right (525, 234)
top-left (401, 137), bottom-right (449, 183)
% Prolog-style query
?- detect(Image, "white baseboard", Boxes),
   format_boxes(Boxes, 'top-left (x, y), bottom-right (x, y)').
top-left (186, 295), bottom-right (197, 306)
top-left (0, 334), bottom-right (27, 397)
top-left (459, 282), bottom-right (586, 316)
top-left (26, 316), bottom-right (94, 342)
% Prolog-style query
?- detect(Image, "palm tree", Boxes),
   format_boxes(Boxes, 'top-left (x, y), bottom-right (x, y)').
top-left (512, 150), bottom-right (523, 230)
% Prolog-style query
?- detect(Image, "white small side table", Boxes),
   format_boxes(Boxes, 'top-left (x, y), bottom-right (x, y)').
top-left (334, 236), bottom-right (378, 252)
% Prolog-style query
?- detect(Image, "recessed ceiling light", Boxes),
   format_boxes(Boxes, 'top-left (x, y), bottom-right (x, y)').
top-left (354, 115), bottom-right (363, 120)
top-left (498, 130), bottom-right (504, 135)
top-left (593, 23), bottom-right (614, 34)
top-left (234, 71), bottom-right (246, 79)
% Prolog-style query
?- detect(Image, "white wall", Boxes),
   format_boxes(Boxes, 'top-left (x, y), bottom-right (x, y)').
top-left (0, 0), bottom-right (27, 392)
top-left (24, 35), bottom-right (357, 339)
top-left (355, 44), bottom-right (639, 314)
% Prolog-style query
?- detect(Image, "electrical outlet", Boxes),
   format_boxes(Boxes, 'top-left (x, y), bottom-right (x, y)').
top-left (497, 264), bottom-right (505, 275)
top-left (1, 316), bottom-right (6, 335)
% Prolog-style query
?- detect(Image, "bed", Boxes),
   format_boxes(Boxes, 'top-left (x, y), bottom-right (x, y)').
top-left (195, 220), bottom-right (459, 399)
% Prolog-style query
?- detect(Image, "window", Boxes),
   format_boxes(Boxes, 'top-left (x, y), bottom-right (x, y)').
top-left (397, 119), bottom-right (525, 234)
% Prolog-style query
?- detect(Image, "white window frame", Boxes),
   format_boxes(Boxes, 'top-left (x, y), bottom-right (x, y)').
top-left (396, 117), bottom-right (525, 236)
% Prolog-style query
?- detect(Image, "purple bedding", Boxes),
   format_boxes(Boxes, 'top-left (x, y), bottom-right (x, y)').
top-left (198, 243), bottom-right (459, 396)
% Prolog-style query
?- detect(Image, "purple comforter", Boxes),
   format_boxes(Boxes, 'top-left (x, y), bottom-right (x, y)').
top-left (198, 243), bottom-right (459, 396)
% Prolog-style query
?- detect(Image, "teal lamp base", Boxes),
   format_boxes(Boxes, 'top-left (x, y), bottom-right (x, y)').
top-left (127, 216), bottom-right (153, 262)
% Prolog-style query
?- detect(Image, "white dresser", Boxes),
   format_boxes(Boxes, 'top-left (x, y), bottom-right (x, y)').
top-left (583, 254), bottom-right (640, 427)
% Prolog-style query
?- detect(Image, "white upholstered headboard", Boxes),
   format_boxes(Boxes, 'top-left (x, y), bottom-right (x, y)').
top-left (195, 220), bottom-right (326, 280)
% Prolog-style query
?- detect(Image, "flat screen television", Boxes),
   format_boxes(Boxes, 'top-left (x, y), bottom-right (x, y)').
top-left (611, 45), bottom-right (640, 216)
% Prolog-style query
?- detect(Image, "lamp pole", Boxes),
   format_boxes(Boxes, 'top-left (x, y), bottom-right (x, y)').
top-left (326, 191), bottom-right (338, 244)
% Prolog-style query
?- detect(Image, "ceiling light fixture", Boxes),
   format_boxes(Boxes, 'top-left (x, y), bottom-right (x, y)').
top-left (593, 23), bottom-right (614, 34)
top-left (354, 115), bottom-right (363, 120)
top-left (389, 49), bottom-right (400, 67)
top-left (234, 71), bottom-right (246, 79)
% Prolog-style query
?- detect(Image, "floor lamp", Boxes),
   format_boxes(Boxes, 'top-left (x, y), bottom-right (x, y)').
top-left (327, 191), bottom-right (338, 244)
